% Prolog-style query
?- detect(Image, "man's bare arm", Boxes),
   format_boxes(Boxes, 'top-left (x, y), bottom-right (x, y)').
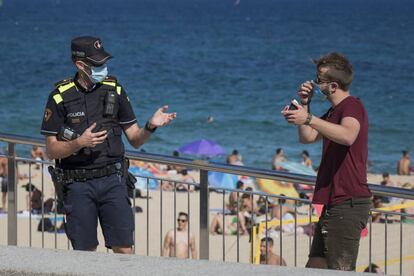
top-left (297, 105), bottom-right (322, 144)
top-left (123, 123), bottom-right (152, 149)
top-left (162, 231), bottom-right (171, 257)
top-left (283, 103), bottom-right (360, 146)
top-left (308, 116), bottom-right (360, 146)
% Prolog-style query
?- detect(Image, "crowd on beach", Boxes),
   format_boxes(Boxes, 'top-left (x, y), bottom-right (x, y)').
top-left (0, 145), bottom-right (413, 267)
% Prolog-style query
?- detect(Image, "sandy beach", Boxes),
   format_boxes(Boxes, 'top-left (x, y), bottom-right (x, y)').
top-left (1, 163), bottom-right (413, 274)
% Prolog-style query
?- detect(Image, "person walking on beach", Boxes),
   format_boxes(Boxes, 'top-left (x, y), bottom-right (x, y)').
top-left (162, 212), bottom-right (197, 259)
top-left (397, 150), bottom-right (411, 175)
top-left (281, 52), bottom-right (372, 271)
top-left (40, 36), bottom-right (176, 253)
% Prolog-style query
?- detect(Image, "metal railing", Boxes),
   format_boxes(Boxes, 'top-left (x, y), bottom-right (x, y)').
top-left (1, 132), bottom-right (414, 274)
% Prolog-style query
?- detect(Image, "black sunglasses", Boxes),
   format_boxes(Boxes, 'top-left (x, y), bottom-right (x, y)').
top-left (314, 75), bottom-right (331, 85)
top-left (177, 219), bottom-right (187, 223)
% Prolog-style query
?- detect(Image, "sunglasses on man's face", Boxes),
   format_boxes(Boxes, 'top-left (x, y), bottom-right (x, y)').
top-left (177, 218), bottom-right (187, 223)
top-left (314, 75), bottom-right (331, 85)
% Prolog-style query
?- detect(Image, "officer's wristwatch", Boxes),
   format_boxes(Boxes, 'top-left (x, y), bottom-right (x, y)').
top-left (144, 121), bottom-right (157, 133)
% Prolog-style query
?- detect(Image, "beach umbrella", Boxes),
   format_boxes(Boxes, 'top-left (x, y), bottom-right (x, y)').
top-left (177, 139), bottom-right (226, 158)
top-left (128, 166), bottom-right (159, 190)
top-left (208, 171), bottom-right (238, 190)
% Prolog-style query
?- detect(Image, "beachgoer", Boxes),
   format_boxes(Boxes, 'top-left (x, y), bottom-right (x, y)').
top-left (238, 193), bottom-right (261, 235)
top-left (397, 150), bottom-right (411, 175)
top-left (282, 52), bottom-right (372, 270)
top-left (0, 155), bottom-right (7, 211)
top-left (301, 150), bottom-right (313, 169)
top-left (167, 150), bottom-right (184, 174)
top-left (40, 36), bottom-right (176, 253)
top-left (209, 212), bottom-right (244, 235)
top-left (228, 180), bottom-right (244, 211)
top-left (380, 172), bottom-right (394, 187)
top-left (260, 237), bottom-right (287, 266)
top-left (271, 148), bottom-right (287, 170)
top-left (31, 146), bottom-right (48, 169)
top-left (162, 212), bottom-right (197, 259)
top-left (22, 183), bottom-right (55, 214)
top-left (31, 146), bottom-right (47, 160)
top-left (379, 172), bottom-right (395, 203)
top-left (176, 169), bottom-right (195, 191)
top-left (0, 153), bottom-right (28, 211)
top-left (227, 149), bottom-right (243, 166)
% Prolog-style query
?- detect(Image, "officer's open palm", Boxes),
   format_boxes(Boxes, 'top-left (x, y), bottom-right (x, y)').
top-left (149, 105), bottom-right (177, 128)
top-left (79, 122), bottom-right (108, 148)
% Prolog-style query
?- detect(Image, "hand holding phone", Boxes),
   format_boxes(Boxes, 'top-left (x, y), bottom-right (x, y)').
top-left (288, 99), bottom-right (299, 110)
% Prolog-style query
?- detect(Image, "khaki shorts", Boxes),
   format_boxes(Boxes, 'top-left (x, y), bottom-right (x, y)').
top-left (309, 197), bottom-right (372, 270)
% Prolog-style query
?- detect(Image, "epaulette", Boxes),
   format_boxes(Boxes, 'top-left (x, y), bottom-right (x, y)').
top-left (54, 77), bottom-right (76, 94)
top-left (54, 78), bottom-right (73, 88)
top-left (103, 75), bottom-right (117, 82)
top-left (101, 76), bottom-right (122, 95)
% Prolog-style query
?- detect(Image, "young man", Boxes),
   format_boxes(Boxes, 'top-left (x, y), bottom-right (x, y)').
top-left (162, 212), bottom-right (197, 259)
top-left (260, 237), bottom-right (287, 266)
top-left (282, 52), bottom-right (372, 270)
top-left (40, 36), bottom-right (176, 253)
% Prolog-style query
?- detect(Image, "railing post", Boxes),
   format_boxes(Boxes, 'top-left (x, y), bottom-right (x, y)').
top-left (199, 169), bottom-right (209, 259)
top-left (7, 142), bottom-right (17, 245)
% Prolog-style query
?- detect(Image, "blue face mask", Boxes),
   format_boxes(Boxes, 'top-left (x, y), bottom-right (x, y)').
top-left (311, 81), bottom-right (328, 101)
top-left (89, 64), bottom-right (108, 83)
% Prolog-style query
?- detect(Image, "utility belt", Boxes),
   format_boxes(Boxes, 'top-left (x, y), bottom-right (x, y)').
top-left (48, 159), bottom-right (136, 207)
top-left (61, 162), bottom-right (123, 183)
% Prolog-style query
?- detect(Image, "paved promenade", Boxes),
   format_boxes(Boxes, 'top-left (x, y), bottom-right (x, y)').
top-left (0, 246), bottom-right (366, 276)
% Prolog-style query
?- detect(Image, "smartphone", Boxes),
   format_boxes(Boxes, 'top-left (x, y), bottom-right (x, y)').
top-left (288, 103), bottom-right (298, 110)
top-left (288, 99), bottom-right (299, 110)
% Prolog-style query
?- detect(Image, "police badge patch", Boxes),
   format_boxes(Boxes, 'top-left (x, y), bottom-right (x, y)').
top-left (44, 108), bottom-right (52, 122)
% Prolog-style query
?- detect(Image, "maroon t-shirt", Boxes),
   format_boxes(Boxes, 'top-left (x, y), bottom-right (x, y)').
top-left (313, 96), bottom-right (372, 205)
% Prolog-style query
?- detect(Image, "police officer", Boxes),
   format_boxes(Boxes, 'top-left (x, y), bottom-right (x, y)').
top-left (40, 36), bottom-right (176, 253)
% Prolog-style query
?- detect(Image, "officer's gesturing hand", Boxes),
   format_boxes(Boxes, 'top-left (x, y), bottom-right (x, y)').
top-left (124, 105), bottom-right (177, 148)
top-left (148, 105), bottom-right (177, 128)
top-left (78, 122), bottom-right (108, 148)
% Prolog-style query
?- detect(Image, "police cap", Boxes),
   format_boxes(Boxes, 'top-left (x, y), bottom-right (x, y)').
top-left (71, 36), bottom-right (112, 66)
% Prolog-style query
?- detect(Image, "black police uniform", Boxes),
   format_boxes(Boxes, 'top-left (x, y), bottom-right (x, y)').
top-left (41, 69), bottom-right (136, 249)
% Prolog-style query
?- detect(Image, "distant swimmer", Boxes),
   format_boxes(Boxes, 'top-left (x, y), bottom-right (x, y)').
top-left (207, 116), bottom-right (214, 123)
